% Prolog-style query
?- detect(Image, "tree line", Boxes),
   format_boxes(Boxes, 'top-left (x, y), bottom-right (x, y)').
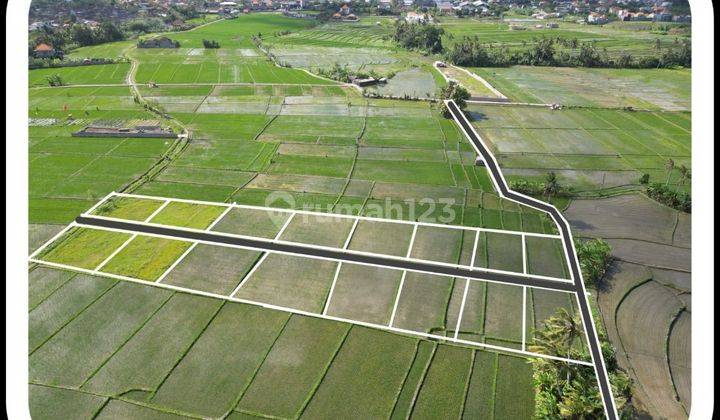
top-left (392, 23), bottom-right (691, 68)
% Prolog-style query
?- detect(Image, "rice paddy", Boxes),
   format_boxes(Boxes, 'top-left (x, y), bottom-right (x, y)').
top-left (28, 11), bottom-right (691, 420)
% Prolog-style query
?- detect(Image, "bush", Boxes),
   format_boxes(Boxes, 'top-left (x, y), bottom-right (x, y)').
top-left (393, 21), bottom-right (444, 54)
top-left (639, 173), bottom-right (650, 185)
top-left (646, 183), bottom-right (691, 213)
top-left (202, 39), bottom-right (220, 48)
top-left (46, 74), bottom-right (64, 87)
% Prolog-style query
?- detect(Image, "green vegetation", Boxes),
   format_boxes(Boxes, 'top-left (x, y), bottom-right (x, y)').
top-left (529, 309), bottom-right (633, 418)
top-left (647, 182), bottom-right (691, 213)
top-left (575, 238), bottom-right (613, 287)
top-left (393, 21), bottom-right (445, 54)
top-left (202, 39), bottom-right (220, 49)
top-left (445, 36), bottom-right (691, 69)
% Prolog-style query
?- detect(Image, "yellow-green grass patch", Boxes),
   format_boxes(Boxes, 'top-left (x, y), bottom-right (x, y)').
top-left (410, 345), bottom-right (474, 418)
top-left (92, 196), bottom-right (165, 221)
top-left (40, 228), bottom-right (133, 270)
top-left (100, 236), bottom-right (192, 281)
top-left (148, 201), bottom-right (227, 230)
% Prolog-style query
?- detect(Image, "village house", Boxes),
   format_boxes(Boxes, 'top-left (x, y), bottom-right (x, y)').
top-left (587, 12), bottom-right (608, 24)
top-left (33, 43), bottom-right (62, 59)
top-left (405, 11), bottom-right (432, 23)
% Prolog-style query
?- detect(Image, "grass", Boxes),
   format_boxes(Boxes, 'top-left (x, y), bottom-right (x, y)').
top-left (392, 273), bottom-right (454, 333)
top-left (462, 351), bottom-right (497, 418)
top-left (235, 253), bottom-right (339, 313)
top-left (162, 245), bottom-right (261, 295)
top-left (29, 281), bottom-right (173, 387)
top-left (29, 64), bottom-right (131, 87)
top-left (82, 293), bottom-right (223, 397)
top-left (29, 384), bottom-right (107, 419)
top-left (411, 345), bottom-right (474, 418)
top-left (472, 66), bottom-right (690, 111)
top-left (278, 213), bottom-right (356, 248)
top-left (93, 196), bottom-right (165, 221)
top-left (347, 219), bottom-right (414, 256)
top-left (100, 236), bottom-right (192, 281)
top-left (29, 274), bottom-right (116, 353)
top-left (148, 201), bottom-right (227, 229)
top-left (40, 228), bottom-right (132, 269)
top-left (300, 326), bottom-right (417, 419)
top-left (390, 341), bottom-right (436, 419)
top-left (236, 316), bottom-right (350, 418)
top-left (149, 303), bottom-right (291, 418)
top-left (324, 263), bottom-right (402, 325)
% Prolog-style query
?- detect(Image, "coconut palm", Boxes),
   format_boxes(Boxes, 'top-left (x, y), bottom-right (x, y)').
top-left (678, 164), bottom-right (690, 185)
top-left (665, 158), bottom-right (675, 185)
top-left (543, 171), bottom-right (560, 201)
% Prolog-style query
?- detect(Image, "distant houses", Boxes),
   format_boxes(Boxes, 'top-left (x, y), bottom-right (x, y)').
top-left (138, 37), bottom-right (180, 48)
top-left (331, 3), bottom-right (358, 21)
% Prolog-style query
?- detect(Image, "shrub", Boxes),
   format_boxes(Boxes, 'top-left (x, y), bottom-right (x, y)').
top-left (202, 39), bottom-right (220, 48)
top-left (639, 173), bottom-right (650, 185)
top-left (46, 74), bottom-right (64, 87)
top-left (646, 183), bottom-right (691, 213)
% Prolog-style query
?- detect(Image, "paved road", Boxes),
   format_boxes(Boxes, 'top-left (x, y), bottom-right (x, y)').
top-left (445, 100), bottom-right (618, 420)
top-left (74, 215), bottom-right (575, 292)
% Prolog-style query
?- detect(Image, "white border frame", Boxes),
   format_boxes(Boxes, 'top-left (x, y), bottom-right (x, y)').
top-left (6, 1), bottom-right (713, 418)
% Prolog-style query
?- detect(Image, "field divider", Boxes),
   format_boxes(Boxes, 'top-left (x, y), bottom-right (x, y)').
top-left (28, 257), bottom-right (594, 367)
top-left (94, 234), bottom-right (137, 272)
top-left (155, 202), bottom-right (235, 284)
top-left (144, 199), bottom-right (172, 222)
top-left (388, 225), bottom-right (418, 326)
top-left (229, 252), bottom-right (270, 298)
top-left (109, 191), bottom-right (562, 239)
top-left (522, 286), bottom-right (528, 351)
top-left (521, 233), bottom-right (527, 274)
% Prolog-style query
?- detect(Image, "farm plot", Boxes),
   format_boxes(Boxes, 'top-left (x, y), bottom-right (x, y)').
top-left (29, 264), bottom-right (541, 419)
top-left (364, 67), bottom-right (441, 99)
top-left (29, 63), bottom-right (130, 87)
top-left (29, 87), bottom-right (175, 224)
top-left (471, 66), bottom-right (690, 110)
top-left (468, 104), bottom-right (690, 192)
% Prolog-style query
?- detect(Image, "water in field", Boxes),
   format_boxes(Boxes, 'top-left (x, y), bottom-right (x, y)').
top-left (363, 68), bottom-right (438, 100)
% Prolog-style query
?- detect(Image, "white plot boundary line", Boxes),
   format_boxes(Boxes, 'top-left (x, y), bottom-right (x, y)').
top-left (94, 234), bottom-right (137, 272)
top-left (77, 214), bottom-right (573, 285)
top-left (229, 212), bottom-right (295, 298)
top-left (522, 286), bottom-right (528, 351)
top-left (28, 257), bottom-right (593, 368)
top-left (106, 191), bottom-right (562, 240)
top-left (156, 203), bottom-right (235, 284)
top-left (388, 224), bottom-right (418, 327)
top-left (322, 217), bottom-right (359, 315)
top-left (453, 230), bottom-right (482, 340)
top-left (68, 223), bottom-right (577, 295)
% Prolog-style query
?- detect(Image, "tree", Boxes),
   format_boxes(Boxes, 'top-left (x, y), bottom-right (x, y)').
top-left (665, 158), bottom-right (675, 185)
top-left (639, 173), bottom-right (650, 185)
top-left (678, 164), bottom-right (690, 185)
top-left (46, 74), bottom-right (64, 87)
top-left (438, 81), bottom-right (471, 117)
top-left (543, 171), bottom-right (559, 200)
top-left (574, 238), bottom-right (612, 286)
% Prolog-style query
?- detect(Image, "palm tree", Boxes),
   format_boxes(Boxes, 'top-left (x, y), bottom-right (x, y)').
top-left (530, 308), bottom-right (582, 382)
top-left (543, 171), bottom-right (560, 201)
top-left (665, 158), bottom-right (675, 185)
top-left (678, 164), bottom-right (690, 185)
